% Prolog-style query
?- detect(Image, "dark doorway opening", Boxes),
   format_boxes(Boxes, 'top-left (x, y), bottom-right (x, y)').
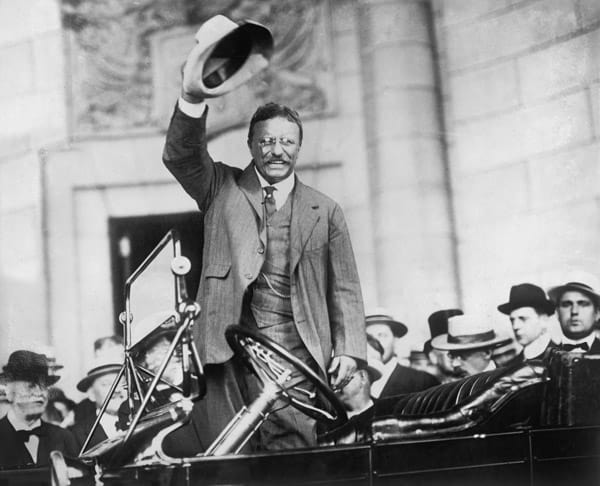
top-left (108, 212), bottom-right (203, 335)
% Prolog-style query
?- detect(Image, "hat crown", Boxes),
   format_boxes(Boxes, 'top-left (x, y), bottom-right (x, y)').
top-left (3, 350), bottom-right (54, 383)
top-left (509, 283), bottom-right (546, 302)
top-left (447, 315), bottom-right (496, 341)
top-left (427, 309), bottom-right (463, 338)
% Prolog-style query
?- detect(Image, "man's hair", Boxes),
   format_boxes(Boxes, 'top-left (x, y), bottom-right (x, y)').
top-left (366, 334), bottom-right (384, 356)
top-left (247, 102), bottom-right (303, 146)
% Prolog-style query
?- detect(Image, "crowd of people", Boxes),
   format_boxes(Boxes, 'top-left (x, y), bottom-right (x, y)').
top-left (0, 273), bottom-right (598, 467)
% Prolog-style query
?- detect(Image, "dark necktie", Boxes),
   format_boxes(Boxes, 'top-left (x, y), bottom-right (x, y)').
top-left (16, 425), bottom-right (46, 443)
top-left (561, 342), bottom-right (590, 352)
top-left (263, 186), bottom-right (277, 218)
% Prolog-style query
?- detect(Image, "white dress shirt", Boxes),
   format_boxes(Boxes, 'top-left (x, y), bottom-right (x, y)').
top-left (7, 410), bottom-right (41, 462)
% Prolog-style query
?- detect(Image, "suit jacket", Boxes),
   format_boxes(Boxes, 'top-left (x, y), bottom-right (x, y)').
top-left (163, 106), bottom-right (366, 373)
top-left (0, 416), bottom-right (78, 468)
top-left (379, 363), bottom-right (440, 399)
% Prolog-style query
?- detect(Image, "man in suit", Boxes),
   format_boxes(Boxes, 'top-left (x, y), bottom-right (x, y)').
top-left (0, 350), bottom-right (78, 468)
top-left (366, 313), bottom-right (439, 398)
top-left (70, 360), bottom-right (125, 451)
top-left (497, 283), bottom-right (556, 361)
top-left (432, 314), bottom-right (511, 377)
top-left (548, 277), bottom-right (600, 353)
top-left (163, 51), bottom-right (365, 451)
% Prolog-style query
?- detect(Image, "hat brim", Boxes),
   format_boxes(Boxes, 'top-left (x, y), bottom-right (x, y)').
top-left (0, 371), bottom-right (60, 387)
top-left (431, 333), bottom-right (511, 352)
top-left (366, 318), bottom-right (408, 338)
top-left (548, 283), bottom-right (600, 306)
top-left (77, 365), bottom-right (122, 392)
top-left (497, 299), bottom-right (555, 316)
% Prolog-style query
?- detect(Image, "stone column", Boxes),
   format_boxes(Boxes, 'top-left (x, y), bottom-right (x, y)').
top-left (358, 0), bottom-right (460, 343)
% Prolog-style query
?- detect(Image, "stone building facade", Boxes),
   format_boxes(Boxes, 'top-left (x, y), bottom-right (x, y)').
top-left (0, 0), bottom-right (598, 395)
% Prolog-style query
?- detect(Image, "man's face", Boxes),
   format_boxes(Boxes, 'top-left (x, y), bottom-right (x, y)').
top-left (248, 117), bottom-right (301, 184)
top-left (509, 306), bottom-right (546, 346)
top-left (8, 380), bottom-right (48, 420)
top-left (557, 290), bottom-right (600, 340)
top-left (448, 349), bottom-right (491, 377)
top-left (88, 373), bottom-right (126, 415)
top-left (366, 324), bottom-right (396, 363)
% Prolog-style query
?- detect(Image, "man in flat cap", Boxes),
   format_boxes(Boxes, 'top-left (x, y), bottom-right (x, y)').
top-left (548, 275), bottom-right (600, 353)
top-left (0, 350), bottom-right (77, 467)
top-left (366, 312), bottom-right (439, 398)
top-left (432, 315), bottom-right (511, 378)
top-left (497, 283), bottom-right (556, 361)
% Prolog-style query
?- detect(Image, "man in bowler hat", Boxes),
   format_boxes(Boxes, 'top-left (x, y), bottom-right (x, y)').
top-left (366, 312), bottom-right (439, 398)
top-left (548, 275), bottom-right (600, 353)
top-left (0, 350), bottom-right (77, 467)
top-left (497, 283), bottom-right (556, 361)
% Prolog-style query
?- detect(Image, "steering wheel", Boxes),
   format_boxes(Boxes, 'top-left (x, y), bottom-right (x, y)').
top-left (225, 325), bottom-right (347, 427)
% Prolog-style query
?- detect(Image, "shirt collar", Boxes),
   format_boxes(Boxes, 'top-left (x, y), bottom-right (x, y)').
top-left (7, 409), bottom-right (42, 431)
top-left (483, 360), bottom-right (496, 372)
top-left (523, 333), bottom-right (551, 359)
top-left (561, 332), bottom-right (596, 349)
top-left (370, 360), bottom-right (397, 398)
top-left (347, 400), bottom-right (374, 419)
top-left (254, 166), bottom-right (295, 209)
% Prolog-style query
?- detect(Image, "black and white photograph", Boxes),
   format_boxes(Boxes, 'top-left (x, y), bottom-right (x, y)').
top-left (0, 0), bottom-right (599, 484)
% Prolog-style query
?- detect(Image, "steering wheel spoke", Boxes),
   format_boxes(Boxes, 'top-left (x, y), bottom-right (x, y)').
top-left (225, 325), bottom-right (347, 427)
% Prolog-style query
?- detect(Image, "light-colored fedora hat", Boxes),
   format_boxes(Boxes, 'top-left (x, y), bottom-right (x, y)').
top-left (431, 314), bottom-right (511, 351)
top-left (182, 14), bottom-right (273, 98)
top-left (547, 272), bottom-right (600, 308)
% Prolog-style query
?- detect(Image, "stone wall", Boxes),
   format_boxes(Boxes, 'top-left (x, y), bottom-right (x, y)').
top-left (435, 0), bottom-right (600, 324)
top-left (0, 0), bottom-right (67, 363)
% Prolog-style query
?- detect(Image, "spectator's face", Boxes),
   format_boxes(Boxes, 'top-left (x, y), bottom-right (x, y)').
top-left (88, 373), bottom-right (126, 415)
top-left (8, 380), bottom-right (48, 419)
top-left (509, 307), bottom-right (545, 346)
top-left (449, 349), bottom-right (491, 377)
top-left (249, 117), bottom-right (301, 184)
top-left (557, 290), bottom-right (600, 340)
top-left (366, 324), bottom-right (395, 363)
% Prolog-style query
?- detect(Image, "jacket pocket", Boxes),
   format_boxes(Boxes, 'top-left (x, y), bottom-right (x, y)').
top-left (204, 262), bottom-right (231, 279)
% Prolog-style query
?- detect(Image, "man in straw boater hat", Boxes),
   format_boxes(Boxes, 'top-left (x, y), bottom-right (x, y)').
top-left (431, 315), bottom-right (511, 378)
top-left (70, 357), bottom-right (126, 450)
top-left (164, 15), bottom-right (366, 451)
top-left (497, 283), bottom-right (557, 362)
top-left (0, 350), bottom-right (77, 467)
top-left (547, 273), bottom-right (600, 354)
top-left (366, 312), bottom-right (439, 399)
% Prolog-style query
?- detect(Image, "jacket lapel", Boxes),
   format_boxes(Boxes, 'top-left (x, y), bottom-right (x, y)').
top-left (290, 178), bottom-right (320, 271)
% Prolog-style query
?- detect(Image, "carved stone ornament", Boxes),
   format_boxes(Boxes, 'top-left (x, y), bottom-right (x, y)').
top-left (61, 0), bottom-right (335, 136)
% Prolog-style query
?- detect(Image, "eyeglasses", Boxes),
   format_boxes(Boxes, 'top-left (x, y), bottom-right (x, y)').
top-left (257, 136), bottom-right (297, 148)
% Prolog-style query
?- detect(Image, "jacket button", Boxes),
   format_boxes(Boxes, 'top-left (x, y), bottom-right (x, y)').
top-left (245, 273), bottom-right (253, 279)
top-left (257, 247), bottom-right (264, 254)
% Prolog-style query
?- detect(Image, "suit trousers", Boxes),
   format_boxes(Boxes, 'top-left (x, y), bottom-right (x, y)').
top-left (191, 306), bottom-right (318, 452)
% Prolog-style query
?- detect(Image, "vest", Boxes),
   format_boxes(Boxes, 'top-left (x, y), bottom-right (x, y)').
top-left (250, 195), bottom-right (293, 327)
